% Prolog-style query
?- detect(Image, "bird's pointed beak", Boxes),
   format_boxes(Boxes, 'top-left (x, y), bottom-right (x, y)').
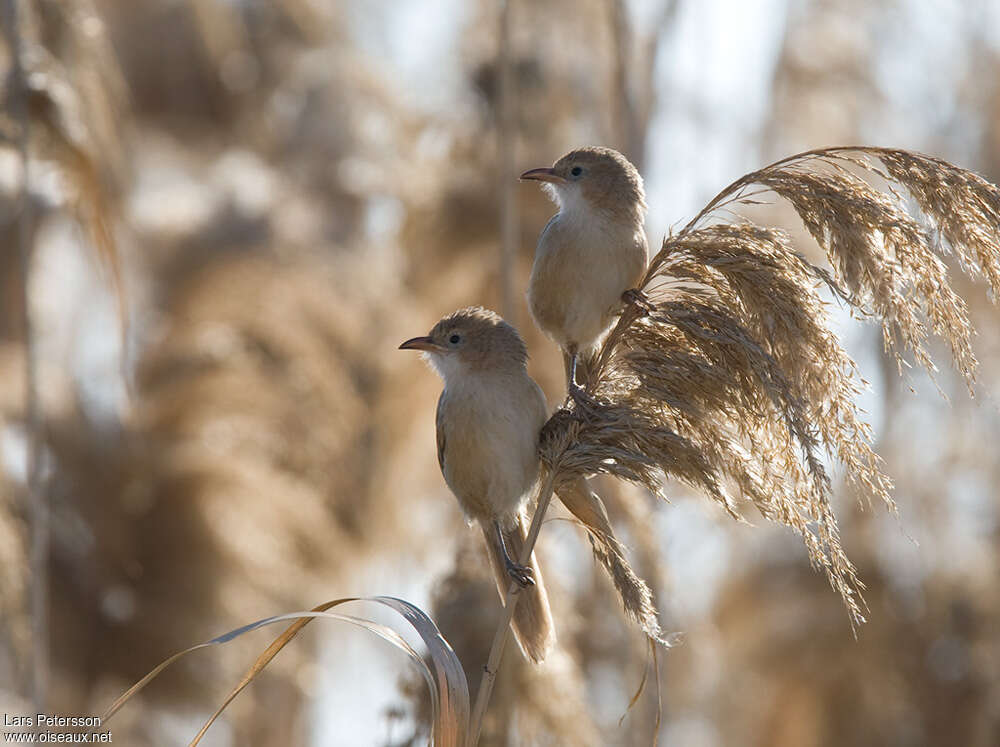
top-left (519, 167), bottom-right (566, 185)
top-left (399, 335), bottom-right (442, 353)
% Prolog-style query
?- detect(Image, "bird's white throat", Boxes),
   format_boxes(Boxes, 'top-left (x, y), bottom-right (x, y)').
top-left (542, 182), bottom-right (587, 221)
top-left (426, 351), bottom-right (521, 389)
top-left (424, 351), bottom-right (461, 383)
top-left (545, 182), bottom-right (640, 238)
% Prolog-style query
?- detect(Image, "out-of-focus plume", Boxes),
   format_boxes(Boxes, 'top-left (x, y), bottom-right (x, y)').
top-left (0, 0), bottom-right (129, 336)
top-left (710, 555), bottom-right (1000, 747)
top-left (406, 539), bottom-right (601, 747)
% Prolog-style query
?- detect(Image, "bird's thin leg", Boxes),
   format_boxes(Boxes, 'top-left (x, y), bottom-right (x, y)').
top-left (565, 343), bottom-right (584, 394)
top-left (562, 345), bottom-right (581, 390)
top-left (565, 344), bottom-right (596, 406)
top-left (561, 349), bottom-right (574, 387)
top-left (494, 521), bottom-right (534, 588)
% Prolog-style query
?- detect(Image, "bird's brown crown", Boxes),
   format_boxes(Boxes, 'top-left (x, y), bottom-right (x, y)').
top-left (428, 307), bottom-right (529, 369)
top-left (551, 146), bottom-right (646, 221)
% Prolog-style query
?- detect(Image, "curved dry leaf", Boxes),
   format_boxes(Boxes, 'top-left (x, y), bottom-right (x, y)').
top-left (99, 597), bottom-right (469, 747)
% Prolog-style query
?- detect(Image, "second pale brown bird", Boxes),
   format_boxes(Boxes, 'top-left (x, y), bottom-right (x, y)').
top-left (522, 146), bottom-right (648, 392)
top-left (399, 307), bottom-right (555, 663)
top-left (401, 307), bottom-right (661, 660)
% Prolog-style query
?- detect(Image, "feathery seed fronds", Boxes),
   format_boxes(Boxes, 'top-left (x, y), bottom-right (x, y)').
top-left (541, 146), bottom-right (1000, 629)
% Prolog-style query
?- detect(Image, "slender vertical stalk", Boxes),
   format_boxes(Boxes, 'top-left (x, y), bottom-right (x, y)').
top-left (608, 0), bottom-right (681, 168)
top-left (5, 0), bottom-right (45, 713)
top-left (497, 0), bottom-right (518, 324)
top-left (468, 468), bottom-right (557, 746)
top-left (608, 0), bottom-right (635, 159)
top-left (2, 0), bottom-right (47, 715)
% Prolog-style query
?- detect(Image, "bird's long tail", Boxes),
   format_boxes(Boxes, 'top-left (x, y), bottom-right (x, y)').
top-left (482, 514), bottom-right (555, 664)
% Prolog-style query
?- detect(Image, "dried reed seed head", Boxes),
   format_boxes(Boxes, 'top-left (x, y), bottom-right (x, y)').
top-left (877, 149), bottom-right (1000, 295)
top-left (756, 166), bottom-right (961, 382)
top-left (539, 145), bottom-right (1000, 628)
top-left (747, 148), bottom-right (1000, 389)
top-left (599, 288), bottom-right (867, 624)
top-left (647, 224), bottom-right (892, 506)
top-left (553, 479), bottom-right (667, 642)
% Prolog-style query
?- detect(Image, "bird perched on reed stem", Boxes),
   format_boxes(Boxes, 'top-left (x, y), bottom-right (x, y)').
top-left (521, 146), bottom-right (648, 394)
top-left (399, 307), bottom-right (555, 663)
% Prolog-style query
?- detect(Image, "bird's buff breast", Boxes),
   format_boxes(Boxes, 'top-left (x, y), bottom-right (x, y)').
top-left (438, 377), bottom-right (544, 523)
top-left (528, 219), bottom-right (647, 349)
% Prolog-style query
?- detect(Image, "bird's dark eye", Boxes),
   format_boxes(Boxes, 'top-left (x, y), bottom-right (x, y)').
top-left (449, 334), bottom-right (461, 344)
top-left (570, 166), bottom-right (583, 177)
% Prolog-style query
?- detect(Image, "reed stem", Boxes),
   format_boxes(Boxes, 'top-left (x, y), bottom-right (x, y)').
top-left (468, 467), bottom-right (558, 745)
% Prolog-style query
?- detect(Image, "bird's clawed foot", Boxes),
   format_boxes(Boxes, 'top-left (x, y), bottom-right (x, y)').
top-left (505, 558), bottom-right (535, 588)
top-left (622, 288), bottom-right (654, 314)
top-left (568, 381), bottom-right (597, 408)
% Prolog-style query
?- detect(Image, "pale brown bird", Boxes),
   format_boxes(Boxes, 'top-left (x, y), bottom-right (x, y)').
top-left (399, 306), bottom-right (555, 663)
top-left (521, 146), bottom-right (648, 393)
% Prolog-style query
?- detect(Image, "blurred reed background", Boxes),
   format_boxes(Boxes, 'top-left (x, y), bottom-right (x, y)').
top-left (1, 0), bottom-right (999, 745)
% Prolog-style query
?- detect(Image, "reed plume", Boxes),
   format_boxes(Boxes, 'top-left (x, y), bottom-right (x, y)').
top-left (541, 146), bottom-right (1000, 629)
top-left (0, 2), bottom-right (128, 331)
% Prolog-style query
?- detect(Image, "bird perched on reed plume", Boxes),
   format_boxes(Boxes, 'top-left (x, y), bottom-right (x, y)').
top-left (521, 146), bottom-right (648, 393)
top-left (399, 307), bottom-right (555, 663)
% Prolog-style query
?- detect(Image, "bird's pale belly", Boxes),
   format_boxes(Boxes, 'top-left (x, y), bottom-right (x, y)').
top-left (441, 398), bottom-right (541, 523)
top-left (445, 437), bottom-right (538, 522)
top-left (529, 239), bottom-right (645, 351)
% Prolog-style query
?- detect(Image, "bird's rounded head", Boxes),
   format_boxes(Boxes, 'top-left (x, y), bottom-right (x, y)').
top-left (399, 306), bottom-right (528, 379)
top-left (521, 146), bottom-right (646, 222)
